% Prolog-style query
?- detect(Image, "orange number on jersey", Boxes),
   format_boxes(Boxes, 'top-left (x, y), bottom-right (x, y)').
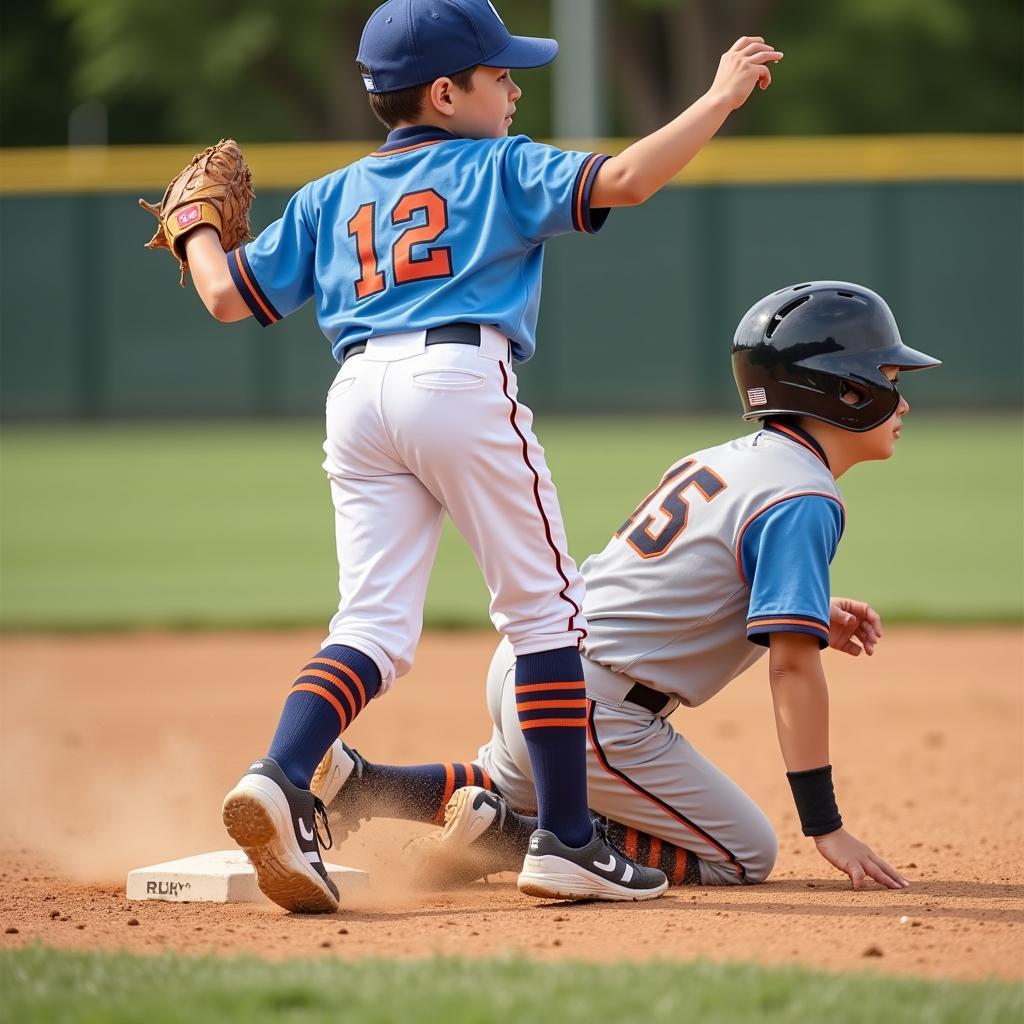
top-left (346, 202), bottom-right (385, 300)
top-left (392, 189), bottom-right (452, 285)
top-left (346, 190), bottom-right (453, 301)
top-left (617, 461), bottom-right (728, 559)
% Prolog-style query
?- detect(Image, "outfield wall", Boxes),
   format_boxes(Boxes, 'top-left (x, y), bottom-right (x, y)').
top-left (1, 136), bottom-right (1021, 418)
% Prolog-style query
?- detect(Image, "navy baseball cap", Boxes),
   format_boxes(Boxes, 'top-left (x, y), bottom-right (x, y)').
top-left (357, 0), bottom-right (558, 93)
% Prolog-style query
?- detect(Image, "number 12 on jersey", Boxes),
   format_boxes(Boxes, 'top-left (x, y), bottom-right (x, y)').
top-left (616, 459), bottom-right (727, 559)
top-left (347, 189), bottom-right (453, 300)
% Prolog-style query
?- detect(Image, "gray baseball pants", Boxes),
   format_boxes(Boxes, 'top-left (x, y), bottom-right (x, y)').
top-left (475, 638), bottom-right (777, 885)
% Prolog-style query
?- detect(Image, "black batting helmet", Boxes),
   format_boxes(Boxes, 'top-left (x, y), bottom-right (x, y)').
top-left (732, 281), bottom-right (941, 432)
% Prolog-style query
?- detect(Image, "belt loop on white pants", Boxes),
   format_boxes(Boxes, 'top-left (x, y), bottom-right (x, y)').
top-left (475, 324), bottom-right (511, 362)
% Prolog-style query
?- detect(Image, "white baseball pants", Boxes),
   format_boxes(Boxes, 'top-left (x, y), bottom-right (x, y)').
top-left (320, 326), bottom-right (586, 692)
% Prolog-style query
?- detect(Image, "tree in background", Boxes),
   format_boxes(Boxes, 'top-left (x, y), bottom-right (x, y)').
top-left (53, 0), bottom-right (385, 143)
top-left (1, 0), bottom-right (1020, 146)
top-left (3, 0), bottom-right (553, 145)
top-left (721, 0), bottom-right (1024, 135)
top-left (0, 0), bottom-right (76, 146)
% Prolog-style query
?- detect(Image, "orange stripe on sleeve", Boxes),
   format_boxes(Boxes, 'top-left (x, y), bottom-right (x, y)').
top-left (574, 153), bottom-right (601, 232)
top-left (746, 618), bottom-right (828, 631)
top-left (232, 249), bottom-right (277, 324)
top-left (461, 762), bottom-right (476, 788)
top-left (479, 768), bottom-right (494, 791)
top-left (514, 681), bottom-right (586, 695)
top-left (519, 718), bottom-right (588, 730)
top-left (291, 683), bottom-right (348, 731)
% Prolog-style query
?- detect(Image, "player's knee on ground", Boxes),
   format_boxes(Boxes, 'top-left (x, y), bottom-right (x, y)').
top-left (715, 818), bottom-right (777, 886)
top-left (694, 812), bottom-right (777, 886)
top-left (740, 813), bottom-right (777, 884)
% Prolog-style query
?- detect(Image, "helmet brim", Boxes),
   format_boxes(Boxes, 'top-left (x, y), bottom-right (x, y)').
top-left (872, 343), bottom-right (942, 371)
top-left (802, 343), bottom-right (941, 382)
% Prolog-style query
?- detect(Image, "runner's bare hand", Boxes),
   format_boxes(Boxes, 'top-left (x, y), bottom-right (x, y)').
top-left (814, 827), bottom-right (909, 890)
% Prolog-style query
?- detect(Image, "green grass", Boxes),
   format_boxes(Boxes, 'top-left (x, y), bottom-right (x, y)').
top-left (1, 948), bottom-right (1020, 1024)
top-left (1, 415), bottom-right (1021, 630)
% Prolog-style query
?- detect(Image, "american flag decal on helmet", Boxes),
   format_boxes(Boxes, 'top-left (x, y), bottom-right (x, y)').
top-left (747, 387), bottom-right (768, 406)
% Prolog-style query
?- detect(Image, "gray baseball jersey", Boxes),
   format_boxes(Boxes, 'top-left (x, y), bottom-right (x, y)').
top-left (581, 423), bottom-right (845, 707)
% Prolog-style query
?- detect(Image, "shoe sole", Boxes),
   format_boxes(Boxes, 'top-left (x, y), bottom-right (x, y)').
top-left (517, 854), bottom-right (669, 902)
top-left (222, 775), bottom-right (339, 914)
top-left (404, 787), bottom-right (506, 889)
top-left (309, 746), bottom-right (338, 804)
top-left (441, 786), bottom-right (496, 845)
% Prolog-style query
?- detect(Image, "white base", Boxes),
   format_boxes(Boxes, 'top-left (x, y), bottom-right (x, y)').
top-left (126, 850), bottom-right (369, 906)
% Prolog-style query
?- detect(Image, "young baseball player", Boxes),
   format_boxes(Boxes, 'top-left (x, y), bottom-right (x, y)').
top-left (312, 281), bottom-right (941, 892)
top-left (167, 0), bottom-right (783, 912)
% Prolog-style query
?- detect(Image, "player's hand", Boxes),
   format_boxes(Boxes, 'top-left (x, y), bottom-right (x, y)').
top-left (828, 597), bottom-right (883, 657)
top-left (813, 827), bottom-right (909, 890)
top-left (708, 36), bottom-right (783, 110)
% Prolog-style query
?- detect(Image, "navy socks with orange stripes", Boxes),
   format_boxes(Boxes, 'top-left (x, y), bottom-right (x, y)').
top-left (601, 819), bottom-right (702, 885)
top-left (515, 647), bottom-right (593, 848)
top-left (356, 761), bottom-right (495, 825)
top-left (267, 645), bottom-right (381, 790)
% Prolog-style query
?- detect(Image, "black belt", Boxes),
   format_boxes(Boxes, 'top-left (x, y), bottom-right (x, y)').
top-left (340, 322), bottom-right (483, 365)
top-left (623, 682), bottom-right (671, 715)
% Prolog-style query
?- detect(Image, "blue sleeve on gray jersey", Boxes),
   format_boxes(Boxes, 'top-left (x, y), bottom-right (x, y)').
top-left (740, 494), bottom-right (844, 648)
top-left (230, 184), bottom-right (317, 327)
top-left (499, 138), bottom-right (610, 244)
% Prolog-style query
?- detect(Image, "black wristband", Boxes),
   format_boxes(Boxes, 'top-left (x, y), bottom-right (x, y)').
top-left (786, 765), bottom-right (843, 837)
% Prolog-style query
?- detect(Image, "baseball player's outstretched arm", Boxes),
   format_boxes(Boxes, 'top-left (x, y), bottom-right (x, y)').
top-left (769, 632), bottom-right (909, 891)
top-left (184, 227), bottom-right (253, 322)
top-left (590, 36), bottom-right (782, 208)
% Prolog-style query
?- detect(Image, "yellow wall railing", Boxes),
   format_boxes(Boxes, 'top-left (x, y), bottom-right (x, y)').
top-left (0, 135), bottom-right (1021, 195)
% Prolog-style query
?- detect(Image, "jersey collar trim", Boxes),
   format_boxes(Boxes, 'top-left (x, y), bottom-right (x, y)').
top-left (764, 420), bottom-right (830, 470)
top-left (372, 126), bottom-right (460, 156)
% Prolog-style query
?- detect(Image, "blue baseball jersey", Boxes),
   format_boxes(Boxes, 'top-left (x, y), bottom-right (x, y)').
top-left (228, 125), bottom-right (610, 363)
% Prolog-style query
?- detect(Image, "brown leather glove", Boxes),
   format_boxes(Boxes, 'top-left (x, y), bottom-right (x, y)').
top-left (138, 139), bottom-right (254, 286)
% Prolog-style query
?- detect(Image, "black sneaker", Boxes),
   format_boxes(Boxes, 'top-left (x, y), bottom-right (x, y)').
top-left (310, 739), bottom-right (373, 844)
top-left (402, 786), bottom-right (524, 888)
top-left (517, 819), bottom-right (668, 901)
top-left (222, 757), bottom-right (339, 913)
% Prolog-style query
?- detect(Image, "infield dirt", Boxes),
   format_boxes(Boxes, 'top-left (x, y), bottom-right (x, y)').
top-left (1, 628), bottom-right (1020, 980)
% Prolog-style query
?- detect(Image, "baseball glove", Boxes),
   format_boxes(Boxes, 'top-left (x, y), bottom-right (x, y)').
top-left (138, 139), bottom-right (254, 286)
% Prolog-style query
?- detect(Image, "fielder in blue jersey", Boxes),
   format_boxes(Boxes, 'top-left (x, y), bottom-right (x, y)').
top-left (229, 131), bottom-right (609, 361)
top-left (168, 0), bottom-right (785, 913)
